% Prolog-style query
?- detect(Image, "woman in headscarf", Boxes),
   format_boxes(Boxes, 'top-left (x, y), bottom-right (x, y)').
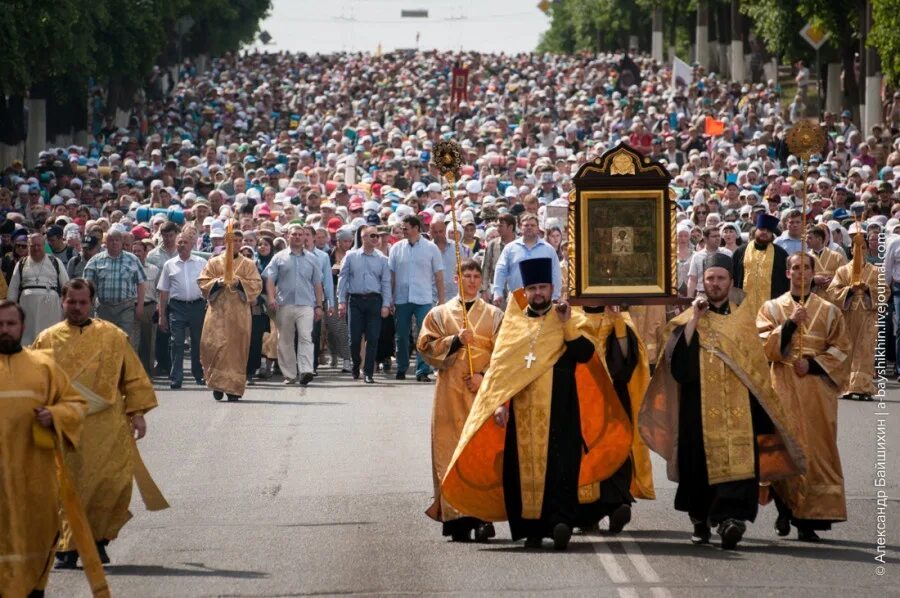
top-left (326, 226), bottom-right (353, 371)
top-left (253, 234), bottom-right (277, 380)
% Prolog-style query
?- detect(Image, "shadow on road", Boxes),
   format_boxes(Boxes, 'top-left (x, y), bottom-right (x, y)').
top-left (106, 562), bottom-right (269, 579)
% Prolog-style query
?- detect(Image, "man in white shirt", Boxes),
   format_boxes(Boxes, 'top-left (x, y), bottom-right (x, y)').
top-left (7, 232), bottom-right (68, 344)
top-left (686, 226), bottom-right (732, 297)
top-left (157, 233), bottom-right (208, 389)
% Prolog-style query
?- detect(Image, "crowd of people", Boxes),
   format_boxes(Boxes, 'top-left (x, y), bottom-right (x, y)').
top-left (1, 48), bottom-right (897, 595)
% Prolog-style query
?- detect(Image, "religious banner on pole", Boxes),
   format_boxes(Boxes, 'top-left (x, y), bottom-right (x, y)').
top-left (451, 62), bottom-right (469, 108)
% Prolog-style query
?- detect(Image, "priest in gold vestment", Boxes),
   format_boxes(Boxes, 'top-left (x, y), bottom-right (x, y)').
top-left (198, 237), bottom-right (263, 401)
top-left (807, 225), bottom-right (847, 300)
top-left (757, 253), bottom-right (851, 541)
top-left (32, 279), bottom-right (161, 569)
top-left (441, 258), bottom-right (632, 551)
top-left (640, 255), bottom-right (805, 550)
top-left (0, 300), bottom-right (86, 598)
top-left (575, 306), bottom-right (655, 534)
top-left (827, 232), bottom-right (881, 401)
top-left (732, 213), bottom-right (790, 316)
top-left (418, 259), bottom-right (503, 542)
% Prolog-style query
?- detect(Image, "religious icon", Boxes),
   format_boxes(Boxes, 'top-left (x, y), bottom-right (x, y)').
top-left (567, 143), bottom-right (678, 305)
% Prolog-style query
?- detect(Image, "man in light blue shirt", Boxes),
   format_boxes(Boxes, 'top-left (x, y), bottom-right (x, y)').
top-left (388, 214), bottom-right (445, 381)
top-left (430, 216), bottom-right (471, 303)
top-left (305, 225), bottom-right (336, 375)
top-left (773, 209), bottom-right (804, 256)
top-left (492, 213), bottom-right (561, 304)
top-left (263, 224), bottom-right (324, 386)
top-left (337, 224), bottom-right (392, 382)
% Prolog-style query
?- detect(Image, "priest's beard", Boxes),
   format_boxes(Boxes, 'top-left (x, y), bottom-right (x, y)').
top-left (0, 332), bottom-right (22, 354)
top-left (527, 298), bottom-right (552, 313)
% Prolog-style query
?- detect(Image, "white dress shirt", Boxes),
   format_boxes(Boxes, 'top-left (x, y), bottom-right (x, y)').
top-left (157, 254), bottom-right (208, 301)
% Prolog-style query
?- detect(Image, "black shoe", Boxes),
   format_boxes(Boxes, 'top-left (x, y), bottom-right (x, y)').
top-left (775, 513), bottom-right (791, 536)
top-left (364, 375), bottom-right (375, 384)
top-left (312, 370), bottom-right (318, 377)
top-left (797, 528), bottom-right (821, 542)
top-left (552, 523), bottom-right (572, 551)
top-left (55, 551), bottom-right (78, 569)
top-left (352, 368), bottom-right (360, 380)
top-left (170, 382), bottom-right (182, 389)
top-left (717, 519), bottom-right (745, 550)
top-left (578, 522), bottom-right (600, 534)
top-left (450, 530), bottom-right (472, 542)
top-left (607, 504), bottom-right (632, 534)
top-left (213, 390), bottom-right (224, 401)
top-left (524, 536), bottom-right (543, 549)
top-left (395, 372), bottom-right (406, 380)
top-left (226, 394), bottom-right (240, 402)
top-left (196, 378), bottom-right (206, 386)
top-left (27, 590), bottom-right (45, 598)
top-left (299, 373), bottom-right (314, 386)
top-left (691, 521), bottom-right (712, 544)
top-left (473, 522), bottom-right (496, 543)
top-left (416, 373), bottom-right (432, 382)
top-left (382, 360), bottom-right (392, 372)
top-left (860, 393), bottom-right (874, 401)
top-left (96, 540), bottom-right (110, 564)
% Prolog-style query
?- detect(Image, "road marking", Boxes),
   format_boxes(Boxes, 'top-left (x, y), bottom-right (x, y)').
top-left (591, 536), bottom-right (629, 584)
top-left (591, 531), bottom-right (673, 598)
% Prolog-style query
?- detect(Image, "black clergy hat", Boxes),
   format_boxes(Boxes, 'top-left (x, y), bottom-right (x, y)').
top-left (755, 213), bottom-right (780, 233)
top-left (703, 253), bottom-right (734, 278)
top-left (519, 257), bottom-right (553, 288)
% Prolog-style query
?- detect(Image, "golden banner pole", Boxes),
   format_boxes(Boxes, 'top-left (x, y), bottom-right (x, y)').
top-left (432, 140), bottom-right (474, 377)
top-left (785, 120), bottom-right (825, 358)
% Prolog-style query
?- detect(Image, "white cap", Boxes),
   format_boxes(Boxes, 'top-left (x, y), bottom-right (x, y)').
top-left (465, 180), bottom-right (482, 194)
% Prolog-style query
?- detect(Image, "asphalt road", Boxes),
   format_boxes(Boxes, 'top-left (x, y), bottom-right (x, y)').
top-left (48, 366), bottom-right (898, 597)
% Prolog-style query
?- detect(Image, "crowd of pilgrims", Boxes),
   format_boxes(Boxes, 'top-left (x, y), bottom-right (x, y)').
top-left (0, 47), bottom-right (895, 595)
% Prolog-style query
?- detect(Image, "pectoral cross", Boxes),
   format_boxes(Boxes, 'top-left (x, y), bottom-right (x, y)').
top-left (524, 352), bottom-right (536, 369)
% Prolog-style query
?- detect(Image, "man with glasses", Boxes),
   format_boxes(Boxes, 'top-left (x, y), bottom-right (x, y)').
top-left (389, 215), bottom-right (445, 382)
top-left (337, 225), bottom-right (391, 383)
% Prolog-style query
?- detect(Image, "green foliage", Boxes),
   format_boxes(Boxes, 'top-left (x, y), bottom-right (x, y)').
top-left (869, 0), bottom-right (900, 86)
top-left (0, 0), bottom-right (271, 98)
top-left (537, 0), bottom-right (653, 54)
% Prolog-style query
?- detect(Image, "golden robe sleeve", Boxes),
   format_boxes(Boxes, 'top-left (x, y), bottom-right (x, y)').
top-left (117, 332), bottom-right (158, 416)
top-left (236, 257), bottom-right (263, 304)
top-left (46, 359), bottom-right (88, 449)
top-left (417, 308), bottom-right (458, 370)
top-left (197, 258), bottom-right (223, 296)
top-left (757, 300), bottom-right (792, 364)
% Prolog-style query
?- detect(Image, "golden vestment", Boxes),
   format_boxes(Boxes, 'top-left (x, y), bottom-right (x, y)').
top-left (640, 302), bottom-right (805, 485)
top-left (198, 254), bottom-right (262, 396)
top-left (811, 247), bottom-right (848, 301)
top-left (0, 349), bottom-right (85, 598)
top-left (742, 243), bottom-right (775, 316)
top-left (441, 291), bottom-right (632, 521)
top-left (32, 319), bottom-right (160, 551)
top-left (626, 305), bottom-right (666, 365)
top-left (580, 309), bottom-right (655, 500)
top-left (827, 261), bottom-right (881, 395)
top-left (757, 292), bottom-right (850, 522)
top-left (417, 297), bottom-right (503, 523)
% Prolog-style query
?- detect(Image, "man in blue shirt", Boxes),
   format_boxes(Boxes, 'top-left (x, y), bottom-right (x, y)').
top-left (388, 215), bottom-right (445, 381)
top-left (774, 209), bottom-right (804, 256)
top-left (305, 225), bottom-right (336, 376)
top-left (491, 213), bottom-right (561, 304)
top-left (263, 224), bottom-right (324, 386)
top-left (337, 225), bottom-right (392, 383)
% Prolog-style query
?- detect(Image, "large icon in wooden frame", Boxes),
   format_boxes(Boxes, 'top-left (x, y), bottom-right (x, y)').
top-left (567, 142), bottom-right (679, 305)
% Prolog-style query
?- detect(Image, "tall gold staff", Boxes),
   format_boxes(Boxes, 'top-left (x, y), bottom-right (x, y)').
top-left (785, 119), bottom-right (826, 356)
top-left (432, 139), bottom-right (474, 377)
top-left (224, 219), bottom-right (235, 286)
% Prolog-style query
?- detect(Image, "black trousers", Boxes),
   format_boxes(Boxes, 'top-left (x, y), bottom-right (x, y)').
top-left (349, 294), bottom-right (383, 377)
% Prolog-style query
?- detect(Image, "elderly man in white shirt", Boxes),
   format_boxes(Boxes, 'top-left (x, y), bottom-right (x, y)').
top-left (157, 233), bottom-right (208, 389)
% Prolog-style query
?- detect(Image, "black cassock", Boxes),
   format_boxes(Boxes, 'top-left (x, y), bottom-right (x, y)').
top-left (670, 302), bottom-right (775, 525)
top-left (502, 326), bottom-right (596, 541)
top-left (575, 325), bottom-right (639, 527)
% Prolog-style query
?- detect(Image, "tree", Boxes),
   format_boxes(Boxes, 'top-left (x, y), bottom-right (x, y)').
top-left (869, 0), bottom-right (900, 86)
